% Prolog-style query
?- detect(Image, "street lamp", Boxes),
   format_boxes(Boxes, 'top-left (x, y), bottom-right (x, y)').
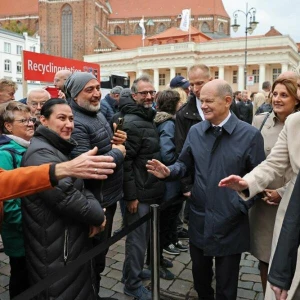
top-left (231, 3), bottom-right (259, 89)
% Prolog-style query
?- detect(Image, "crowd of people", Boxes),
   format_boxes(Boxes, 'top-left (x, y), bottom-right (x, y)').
top-left (0, 64), bottom-right (300, 300)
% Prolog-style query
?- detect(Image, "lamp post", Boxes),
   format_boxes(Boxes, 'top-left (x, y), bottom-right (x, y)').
top-left (231, 3), bottom-right (259, 90)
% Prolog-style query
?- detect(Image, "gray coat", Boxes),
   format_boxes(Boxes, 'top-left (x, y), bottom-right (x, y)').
top-left (169, 114), bottom-right (265, 256)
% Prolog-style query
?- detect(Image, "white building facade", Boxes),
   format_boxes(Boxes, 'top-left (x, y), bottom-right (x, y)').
top-left (84, 34), bottom-right (300, 93)
top-left (0, 28), bottom-right (40, 99)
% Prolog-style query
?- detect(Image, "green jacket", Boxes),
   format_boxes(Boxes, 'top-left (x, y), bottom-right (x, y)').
top-left (0, 136), bottom-right (26, 257)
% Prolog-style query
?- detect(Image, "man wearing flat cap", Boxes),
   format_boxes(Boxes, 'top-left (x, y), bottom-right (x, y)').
top-left (65, 72), bottom-right (126, 299)
top-left (100, 86), bottom-right (123, 122)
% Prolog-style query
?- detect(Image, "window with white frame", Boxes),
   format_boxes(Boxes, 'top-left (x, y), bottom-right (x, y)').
top-left (159, 74), bottom-right (166, 86)
top-left (272, 68), bottom-right (282, 82)
top-left (16, 45), bottom-right (23, 54)
top-left (214, 71), bottom-right (219, 79)
top-left (30, 46), bottom-right (36, 52)
top-left (175, 72), bottom-right (181, 76)
top-left (232, 70), bottom-right (238, 84)
top-left (252, 69), bottom-right (259, 83)
top-left (4, 59), bottom-right (11, 72)
top-left (4, 42), bottom-right (11, 53)
top-left (17, 61), bottom-right (22, 73)
top-left (16, 78), bottom-right (22, 83)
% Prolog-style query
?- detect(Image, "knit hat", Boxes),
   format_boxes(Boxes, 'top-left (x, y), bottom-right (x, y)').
top-left (111, 86), bottom-right (123, 94)
top-left (64, 72), bottom-right (97, 98)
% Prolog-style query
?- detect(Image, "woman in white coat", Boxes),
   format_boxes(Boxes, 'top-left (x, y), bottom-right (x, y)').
top-left (219, 77), bottom-right (300, 300)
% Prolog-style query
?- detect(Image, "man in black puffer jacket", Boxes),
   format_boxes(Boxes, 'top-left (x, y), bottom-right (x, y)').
top-left (65, 72), bottom-right (126, 299)
top-left (117, 75), bottom-right (165, 300)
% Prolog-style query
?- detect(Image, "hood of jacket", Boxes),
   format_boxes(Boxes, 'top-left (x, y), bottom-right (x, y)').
top-left (34, 125), bottom-right (77, 156)
top-left (154, 111), bottom-right (174, 125)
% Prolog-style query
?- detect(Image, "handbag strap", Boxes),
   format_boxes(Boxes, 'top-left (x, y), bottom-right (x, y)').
top-left (259, 112), bottom-right (270, 131)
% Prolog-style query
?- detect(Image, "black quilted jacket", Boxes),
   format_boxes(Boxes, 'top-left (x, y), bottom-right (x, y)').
top-left (70, 99), bottom-right (124, 208)
top-left (117, 94), bottom-right (165, 203)
top-left (21, 126), bottom-right (104, 300)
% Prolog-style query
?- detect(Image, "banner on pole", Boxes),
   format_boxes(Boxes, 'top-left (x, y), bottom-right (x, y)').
top-left (139, 17), bottom-right (146, 40)
top-left (180, 9), bottom-right (190, 32)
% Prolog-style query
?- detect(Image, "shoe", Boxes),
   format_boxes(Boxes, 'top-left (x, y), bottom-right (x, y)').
top-left (161, 257), bottom-right (173, 268)
top-left (177, 229), bottom-right (189, 240)
top-left (140, 269), bottom-right (151, 280)
top-left (163, 243), bottom-right (180, 255)
top-left (159, 266), bottom-right (175, 280)
top-left (174, 240), bottom-right (189, 252)
top-left (113, 225), bottom-right (124, 235)
top-left (124, 285), bottom-right (152, 300)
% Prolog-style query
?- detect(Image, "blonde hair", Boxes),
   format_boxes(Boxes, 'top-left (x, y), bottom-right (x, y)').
top-left (173, 87), bottom-right (187, 107)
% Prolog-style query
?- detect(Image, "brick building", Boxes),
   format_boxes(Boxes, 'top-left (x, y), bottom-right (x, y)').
top-left (0, 0), bottom-right (230, 60)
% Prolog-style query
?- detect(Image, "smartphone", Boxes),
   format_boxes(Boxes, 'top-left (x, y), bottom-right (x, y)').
top-left (45, 86), bottom-right (59, 98)
top-left (115, 118), bottom-right (123, 132)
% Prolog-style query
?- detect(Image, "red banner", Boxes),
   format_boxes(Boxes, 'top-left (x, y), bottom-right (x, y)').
top-left (23, 51), bottom-right (100, 82)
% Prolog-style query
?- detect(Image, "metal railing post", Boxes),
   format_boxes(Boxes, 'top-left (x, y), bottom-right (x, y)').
top-left (150, 204), bottom-right (160, 300)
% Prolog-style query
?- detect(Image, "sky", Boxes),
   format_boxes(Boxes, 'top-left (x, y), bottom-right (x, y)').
top-left (222, 0), bottom-right (300, 42)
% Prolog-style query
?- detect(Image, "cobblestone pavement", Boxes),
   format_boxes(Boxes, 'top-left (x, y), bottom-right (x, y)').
top-left (0, 205), bottom-right (264, 300)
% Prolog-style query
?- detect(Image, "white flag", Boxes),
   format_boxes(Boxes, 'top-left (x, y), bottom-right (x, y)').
top-left (180, 9), bottom-right (190, 32)
top-left (139, 17), bottom-right (146, 40)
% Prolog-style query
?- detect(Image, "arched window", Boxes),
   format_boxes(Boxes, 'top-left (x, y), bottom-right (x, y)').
top-left (97, 39), bottom-right (102, 49)
top-left (135, 24), bottom-right (142, 34)
top-left (17, 61), bottom-right (22, 73)
top-left (218, 22), bottom-right (224, 33)
top-left (61, 4), bottom-right (73, 58)
top-left (4, 59), bottom-right (11, 72)
top-left (157, 23), bottom-right (166, 33)
top-left (114, 26), bottom-right (121, 35)
top-left (201, 22), bottom-right (210, 33)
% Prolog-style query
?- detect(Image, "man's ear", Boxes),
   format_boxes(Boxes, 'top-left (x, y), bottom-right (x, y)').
top-left (225, 96), bottom-right (232, 107)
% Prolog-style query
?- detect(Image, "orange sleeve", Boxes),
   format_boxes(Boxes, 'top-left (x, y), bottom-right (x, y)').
top-left (0, 164), bottom-right (53, 201)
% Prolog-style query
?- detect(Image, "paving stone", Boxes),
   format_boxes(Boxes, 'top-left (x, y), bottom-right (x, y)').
top-left (0, 288), bottom-right (5, 294)
top-left (241, 274), bottom-right (261, 283)
top-left (99, 287), bottom-right (115, 298)
top-left (106, 250), bottom-right (117, 258)
top-left (178, 269), bottom-right (193, 282)
top-left (0, 266), bottom-right (10, 277)
top-left (110, 261), bottom-right (123, 271)
top-left (253, 283), bottom-right (263, 292)
top-left (176, 252), bottom-right (191, 264)
top-left (0, 291), bottom-right (9, 300)
top-left (106, 269), bottom-right (123, 281)
top-left (105, 257), bottom-right (116, 267)
top-left (100, 276), bottom-right (118, 289)
top-left (246, 254), bottom-right (258, 262)
top-left (238, 280), bottom-right (254, 290)
top-left (240, 259), bottom-right (254, 267)
top-left (111, 281), bottom-right (126, 294)
top-left (114, 245), bottom-right (126, 254)
top-left (160, 277), bottom-right (174, 290)
top-left (112, 292), bottom-right (132, 299)
top-left (254, 261), bottom-right (259, 268)
top-left (102, 266), bottom-right (111, 276)
top-left (170, 260), bottom-right (185, 276)
top-left (169, 279), bottom-right (193, 295)
top-left (0, 276), bottom-right (9, 288)
top-left (115, 239), bottom-right (125, 247)
top-left (112, 253), bottom-right (125, 262)
top-left (187, 261), bottom-right (192, 269)
top-left (0, 254), bottom-right (8, 262)
top-left (240, 266), bottom-right (260, 275)
top-left (237, 288), bottom-right (256, 299)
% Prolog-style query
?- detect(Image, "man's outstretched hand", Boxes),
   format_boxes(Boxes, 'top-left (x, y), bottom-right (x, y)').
top-left (146, 159), bottom-right (170, 179)
top-left (219, 175), bottom-right (249, 192)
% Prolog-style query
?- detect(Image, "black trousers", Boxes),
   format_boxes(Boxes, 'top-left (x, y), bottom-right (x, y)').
top-left (93, 203), bottom-right (117, 293)
top-left (190, 243), bottom-right (241, 300)
top-left (9, 256), bottom-right (29, 298)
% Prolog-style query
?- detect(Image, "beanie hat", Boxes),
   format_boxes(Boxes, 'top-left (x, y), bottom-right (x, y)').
top-left (111, 86), bottom-right (123, 94)
top-left (64, 72), bottom-right (96, 98)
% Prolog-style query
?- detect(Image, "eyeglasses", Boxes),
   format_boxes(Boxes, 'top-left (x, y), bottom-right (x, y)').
top-left (136, 91), bottom-right (156, 97)
top-left (29, 101), bottom-right (47, 108)
top-left (14, 117), bottom-right (37, 125)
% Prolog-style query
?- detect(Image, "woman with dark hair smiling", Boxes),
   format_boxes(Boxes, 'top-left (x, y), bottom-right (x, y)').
top-left (21, 98), bottom-right (106, 300)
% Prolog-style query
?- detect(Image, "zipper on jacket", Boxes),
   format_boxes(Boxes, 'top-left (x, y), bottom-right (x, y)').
top-left (63, 228), bottom-right (69, 265)
top-left (91, 260), bottom-right (97, 297)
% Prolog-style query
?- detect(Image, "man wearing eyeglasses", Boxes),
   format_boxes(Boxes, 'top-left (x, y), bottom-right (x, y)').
top-left (27, 88), bottom-right (51, 120)
top-left (117, 76), bottom-right (165, 300)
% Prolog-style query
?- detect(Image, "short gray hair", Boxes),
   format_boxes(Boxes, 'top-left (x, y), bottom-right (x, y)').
top-left (216, 82), bottom-right (233, 99)
top-left (131, 74), bottom-right (153, 93)
top-left (27, 88), bottom-right (51, 102)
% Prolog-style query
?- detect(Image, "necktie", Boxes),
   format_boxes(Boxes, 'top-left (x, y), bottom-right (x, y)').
top-left (212, 126), bottom-right (222, 137)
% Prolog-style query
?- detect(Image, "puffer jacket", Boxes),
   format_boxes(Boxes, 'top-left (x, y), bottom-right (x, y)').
top-left (70, 99), bottom-right (124, 208)
top-left (118, 93), bottom-right (165, 203)
top-left (21, 126), bottom-right (105, 300)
